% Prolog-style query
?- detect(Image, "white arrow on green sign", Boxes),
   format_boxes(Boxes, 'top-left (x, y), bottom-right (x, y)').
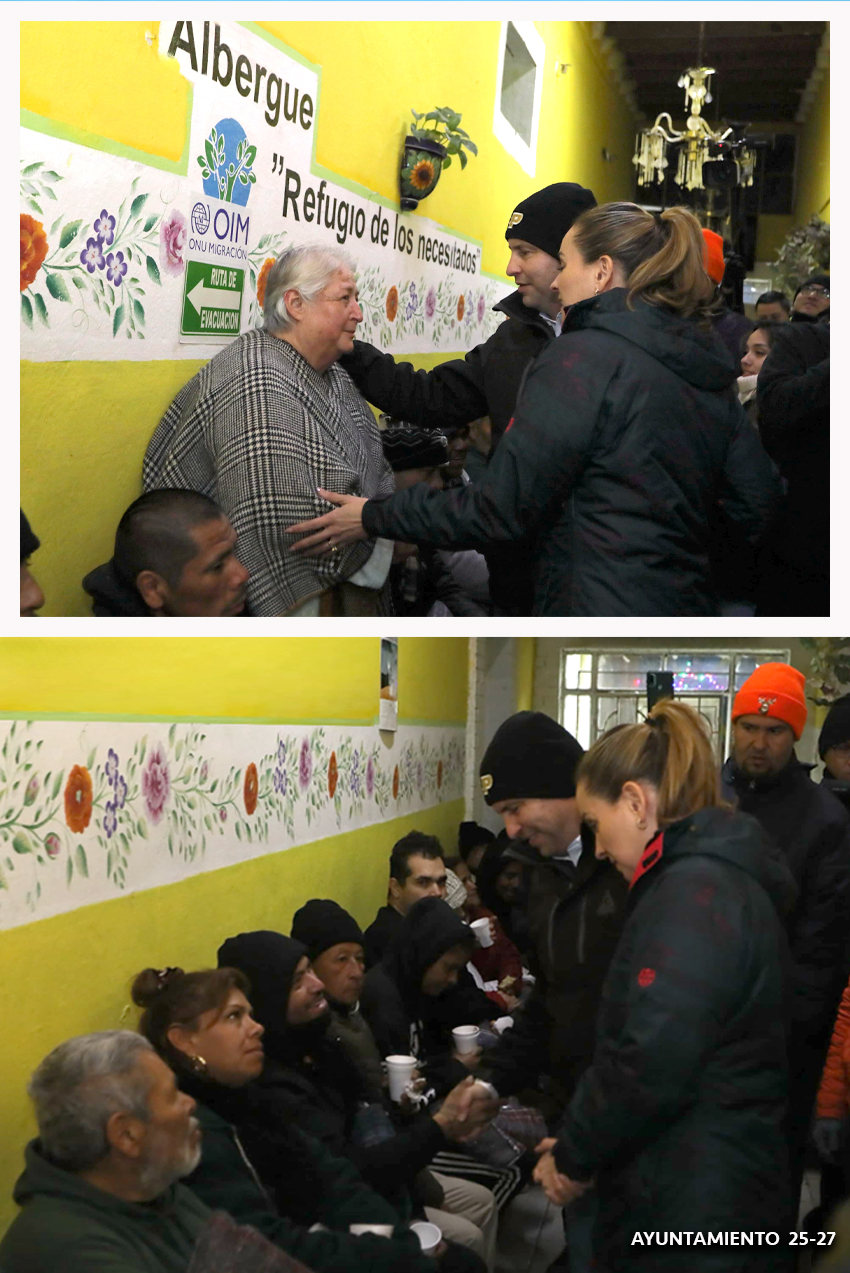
top-left (180, 259), bottom-right (245, 337)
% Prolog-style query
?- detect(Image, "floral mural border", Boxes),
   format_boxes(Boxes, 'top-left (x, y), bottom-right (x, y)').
top-left (0, 719), bottom-right (464, 932)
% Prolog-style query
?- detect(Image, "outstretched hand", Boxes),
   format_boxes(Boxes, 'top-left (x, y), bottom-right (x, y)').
top-left (533, 1139), bottom-right (592, 1207)
top-left (287, 490), bottom-right (369, 556)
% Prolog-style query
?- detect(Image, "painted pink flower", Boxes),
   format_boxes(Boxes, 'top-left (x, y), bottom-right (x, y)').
top-left (219, 807), bottom-right (227, 823)
top-left (142, 744), bottom-right (170, 825)
top-left (24, 775), bottom-right (39, 806)
top-left (159, 209), bottom-right (187, 276)
top-left (425, 287), bottom-right (436, 319)
top-left (299, 738), bottom-right (313, 791)
top-left (477, 293), bottom-right (486, 323)
top-left (45, 833), bottom-right (61, 858)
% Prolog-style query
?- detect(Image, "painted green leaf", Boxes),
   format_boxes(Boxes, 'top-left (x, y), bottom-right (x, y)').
top-left (50, 215), bottom-right (63, 234)
top-left (205, 139), bottom-right (216, 170)
top-left (87, 748), bottom-right (97, 770)
top-left (59, 220), bottom-right (83, 249)
top-left (12, 832), bottom-right (32, 855)
top-left (249, 172), bottom-right (256, 184)
top-left (51, 771), bottom-right (64, 799)
top-left (26, 198), bottom-right (43, 216)
top-left (33, 293), bottom-right (49, 326)
top-left (133, 299), bottom-right (145, 327)
top-left (21, 162), bottom-right (44, 176)
top-left (21, 295), bottom-right (33, 327)
top-left (144, 214), bottom-right (158, 232)
top-left (66, 856), bottom-right (73, 884)
top-left (113, 304), bottom-right (124, 336)
top-left (45, 272), bottom-right (71, 302)
top-left (238, 173), bottom-right (248, 185)
top-left (245, 146), bottom-right (257, 166)
top-left (130, 193), bottom-right (148, 216)
top-left (42, 186), bottom-right (58, 201)
top-left (42, 170), bottom-right (61, 182)
top-left (146, 256), bottom-right (161, 285)
top-left (71, 275), bottom-right (86, 290)
top-left (75, 844), bottom-right (89, 878)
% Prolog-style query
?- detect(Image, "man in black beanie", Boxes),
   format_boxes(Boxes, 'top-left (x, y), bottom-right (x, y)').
top-left (339, 182), bottom-right (597, 615)
top-left (819, 695), bottom-right (850, 813)
top-left (20, 510), bottom-right (45, 616)
top-left (460, 712), bottom-right (627, 1122)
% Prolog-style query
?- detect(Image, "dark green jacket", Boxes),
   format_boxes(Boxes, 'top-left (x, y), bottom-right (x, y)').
top-left (553, 808), bottom-right (796, 1270)
top-left (0, 1139), bottom-right (209, 1273)
top-left (184, 1098), bottom-right (433, 1273)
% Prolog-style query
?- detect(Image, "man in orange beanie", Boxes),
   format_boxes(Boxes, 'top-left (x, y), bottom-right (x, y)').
top-left (722, 661), bottom-right (850, 1232)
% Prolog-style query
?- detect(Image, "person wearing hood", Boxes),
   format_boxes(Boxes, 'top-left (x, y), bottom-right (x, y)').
top-left (83, 489), bottom-right (250, 617)
top-left (819, 695), bottom-right (850, 814)
top-left (287, 901), bottom-right (498, 1267)
top-left (473, 834), bottom-right (531, 960)
top-left (534, 699), bottom-right (797, 1271)
top-left (20, 509), bottom-right (45, 616)
top-left (132, 963), bottom-right (483, 1273)
top-left (457, 822), bottom-right (495, 875)
top-left (755, 313), bottom-right (830, 616)
top-left (287, 202), bottom-right (781, 618)
top-left (791, 273), bottom-right (830, 324)
top-left (337, 181), bottom-right (598, 616)
top-left (721, 662), bottom-right (850, 1222)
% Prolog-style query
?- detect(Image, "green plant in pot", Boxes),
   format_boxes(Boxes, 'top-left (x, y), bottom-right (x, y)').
top-left (400, 108), bottom-right (478, 212)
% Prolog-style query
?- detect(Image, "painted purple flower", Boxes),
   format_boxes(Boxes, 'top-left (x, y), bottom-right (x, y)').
top-left (477, 293), bottom-right (486, 323)
top-left (366, 755), bottom-right (375, 797)
top-left (277, 739), bottom-right (286, 766)
top-left (93, 209), bottom-right (116, 246)
top-left (105, 251), bottom-right (128, 286)
top-left (114, 774), bottom-right (128, 810)
top-left (45, 832), bottom-right (62, 859)
top-left (219, 807), bottom-right (227, 823)
top-left (24, 774), bottom-right (39, 806)
top-left (159, 209), bottom-right (187, 277)
top-left (80, 236), bottom-right (106, 274)
top-left (350, 759), bottom-right (361, 799)
top-left (105, 749), bottom-right (119, 786)
top-left (417, 761), bottom-right (424, 789)
top-left (425, 287), bottom-right (436, 319)
top-left (298, 738), bottom-right (313, 791)
top-left (273, 765), bottom-right (288, 796)
top-left (200, 761), bottom-right (209, 784)
top-left (142, 744), bottom-right (170, 825)
top-left (104, 799), bottom-right (117, 839)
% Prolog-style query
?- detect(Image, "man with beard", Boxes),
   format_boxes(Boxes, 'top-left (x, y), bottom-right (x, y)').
top-left (0, 1031), bottom-right (207, 1273)
top-left (721, 662), bottom-right (850, 1223)
top-left (218, 927), bottom-right (497, 1270)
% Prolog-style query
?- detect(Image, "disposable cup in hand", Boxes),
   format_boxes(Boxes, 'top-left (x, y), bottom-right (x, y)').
top-left (452, 1025), bottom-right (480, 1055)
top-left (470, 917), bottom-right (493, 947)
top-left (385, 1054), bottom-right (417, 1102)
top-left (410, 1221), bottom-right (442, 1254)
top-left (350, 1224), bottom-right (394, 1237)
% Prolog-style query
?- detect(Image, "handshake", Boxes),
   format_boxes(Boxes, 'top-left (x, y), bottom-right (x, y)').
top-left (432, 1077), bottom-right (500, 1141)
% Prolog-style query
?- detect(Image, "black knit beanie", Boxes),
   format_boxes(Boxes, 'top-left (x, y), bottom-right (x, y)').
top-left (20, 510), bottom-right (40, 563)
top-left (458, 821), bottom-right (495, 859)
top-left (505, 182), bottom-right (597, 259)
top-left (480, 711), bottom-right (584, 805)
top-left (819, 695), bottom-right (850, 758)
top-left (794, 273), bottom-right (830, 300)
top-left (382, 425), bottom-right (449, 472)
top-left (291, 899), bottom-right (364, 960)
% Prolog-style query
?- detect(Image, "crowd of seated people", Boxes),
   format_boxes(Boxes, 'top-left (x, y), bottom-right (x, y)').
top-left (6, 677), bottom-right (850, 1271)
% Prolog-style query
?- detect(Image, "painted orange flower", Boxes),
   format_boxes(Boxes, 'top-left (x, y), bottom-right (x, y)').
top-left (386, 286), bottom-right (399, 322)
top-left (437, 760), bottom-right (443, 789)
top-left (392, 765), bottom-right (400, 800)
top-left (328, 752), bottom-right (338, 798)
top-left (410, 159), bottom-right (436, 191)
top-left (456, 294), bottom-right (465, 322)
top-left (243, 763), bottom-right (259, 816)
top-left (256, 257), bottom-right (275, 310)
top-left (64, 766), bottom-right (93, 834)
top-left (20, 214), bottom-right (48, 292)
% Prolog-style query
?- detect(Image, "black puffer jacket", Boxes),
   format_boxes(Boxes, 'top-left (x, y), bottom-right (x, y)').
top-left (721, 755), bottom-right (850, 1040)
top-left (362, 289), bottom-right (781, 616)
top-left (553, 808), bottom-right (797, 1272)
top-left (341, 290), bottom-right (554, 616)
top-left (481, 831), bottom-right (628, 1114)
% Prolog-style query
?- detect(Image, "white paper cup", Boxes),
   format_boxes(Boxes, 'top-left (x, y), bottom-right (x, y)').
top-left (350, 1224), bottom-right (395, 1238)
top-left (470, 917), bottom-right (493, 947)
top-left (411, 1221), bottom-right (442, 1254)
top-left (452, 1025), bottom-right (480, 1055)
top-left (385, 1054), bottom-right (417, 1102)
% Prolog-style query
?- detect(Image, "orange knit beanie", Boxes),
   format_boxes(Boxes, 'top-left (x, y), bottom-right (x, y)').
top-left (732, 663), bottom-right (808, 739)
top-left (702, 229), bottom-right (725, 286)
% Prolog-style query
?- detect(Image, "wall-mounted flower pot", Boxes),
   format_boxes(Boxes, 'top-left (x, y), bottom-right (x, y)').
top-left (399, 136), bottom-right (446, 212)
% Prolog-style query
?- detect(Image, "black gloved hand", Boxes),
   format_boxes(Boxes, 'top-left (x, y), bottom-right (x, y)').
top-left (437, 1239), bottom-right (487, 1273)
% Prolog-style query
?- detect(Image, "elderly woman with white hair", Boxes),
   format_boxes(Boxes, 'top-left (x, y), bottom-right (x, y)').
top-left (144, 244), bottom-right (395, 615)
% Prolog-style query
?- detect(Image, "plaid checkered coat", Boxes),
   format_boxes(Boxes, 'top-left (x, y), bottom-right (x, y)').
top-left (143, 329), bottom-right (395, 615)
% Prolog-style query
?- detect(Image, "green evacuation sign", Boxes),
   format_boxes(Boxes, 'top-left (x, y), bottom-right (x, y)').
top-left (181, 260), bottom-right (244, 336)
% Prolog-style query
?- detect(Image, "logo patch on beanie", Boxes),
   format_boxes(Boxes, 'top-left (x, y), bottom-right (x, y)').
top-left (507, 212), bottom-right (523, 229)
top-left (638, 968), bottom-right (656, 988)
top-left (481, 774), bottom-right (493, 795)
top-left (758, 696), bottom-right (777, 714)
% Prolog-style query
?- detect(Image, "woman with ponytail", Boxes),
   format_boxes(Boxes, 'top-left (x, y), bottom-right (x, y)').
top-left (532, 700), bottom-right (797, 1269)
top-left (288, 203), bottom-right (780, 616)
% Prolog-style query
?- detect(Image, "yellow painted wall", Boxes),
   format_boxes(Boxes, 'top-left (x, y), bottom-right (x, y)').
top-left (755, 214), bottom-right (795, 267)
top-left (795, 68), bottom-right (830, 226)
top-left (0, 636), bottom-right (467, 1234)
top-left (515, 637), bottom-right (536, 711)
top-left (21, 21), bottom-right (637, 615)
